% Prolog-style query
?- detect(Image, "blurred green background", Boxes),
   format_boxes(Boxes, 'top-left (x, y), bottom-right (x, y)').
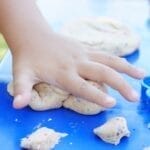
top-left (0, 34), bottom-right (8, 61)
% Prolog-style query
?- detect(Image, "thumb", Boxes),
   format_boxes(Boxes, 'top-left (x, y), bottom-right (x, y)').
top-left (13, 71), bottom-right (34, 109)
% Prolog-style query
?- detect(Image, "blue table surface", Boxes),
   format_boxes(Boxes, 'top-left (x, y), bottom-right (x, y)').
top-left (0, 0), bottom-right (150, 150)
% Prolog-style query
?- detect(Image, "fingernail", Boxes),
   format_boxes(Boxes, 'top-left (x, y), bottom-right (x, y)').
top-left (14, 95), bottom-right (22, 102)
top-left (105, 96), bottom-right (116, 107)
top-left (137, 68), bottom-right (146, 78)
top-left (13, 95), bottom-right (24, 109)
top-left (130, 90), bottom-right (139, 101)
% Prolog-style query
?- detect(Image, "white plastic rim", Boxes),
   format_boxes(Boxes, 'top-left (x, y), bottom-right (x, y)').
top-left (0, 50), bottom-right (12, 82)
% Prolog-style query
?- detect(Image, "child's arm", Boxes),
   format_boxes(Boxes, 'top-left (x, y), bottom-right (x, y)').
top-left (0, 0), bottom-right (145, 109)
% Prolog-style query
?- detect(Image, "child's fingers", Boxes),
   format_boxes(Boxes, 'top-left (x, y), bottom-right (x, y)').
top-left (57, 73), bottom-right (116, 108)
top-left (78, 61), bottom-right (139, 102)
top-left (13, 70), bottom-right (35, 109)
top-left (88, 51), bottom-right (146, 79)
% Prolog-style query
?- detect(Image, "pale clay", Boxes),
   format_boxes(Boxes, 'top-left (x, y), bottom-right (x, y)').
top-left (63, 81), bottom-right (106, 115)
top-left (93, 117), bottom-right (130, 145)
top-left (7, 82), bottom-right (69, 111)
top-left (31, 83), bottom-right (69, 111)
top-left (20, 127), bottom-right (68, 150)
top-left (7, 81), bottom-right (106, 114)
top-left (61, 17), bottom-right (140, 56)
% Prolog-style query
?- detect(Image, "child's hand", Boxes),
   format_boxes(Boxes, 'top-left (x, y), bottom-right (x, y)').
top-left (0, 0), bottom-right (145, 109)
top-left (12, 32), bottom-right (145, 109)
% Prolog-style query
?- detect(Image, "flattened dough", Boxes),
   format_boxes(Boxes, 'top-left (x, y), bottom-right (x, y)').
top-left (61, 17), bottom-right (140, 56)
top-left (93, 117), bottom-right (130, 145)
top-left (63, 82), bottom-right (107, 115)
top-left (20, 127), bottom-right (68, 150)
top-left (7, 82), bottom-right (69, 111)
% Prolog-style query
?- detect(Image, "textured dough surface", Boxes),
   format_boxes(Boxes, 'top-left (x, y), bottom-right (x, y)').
top-left (63, 96), bottom-right (105, 115)
top-left (30, 83), bottom-right (69, 111)
top-left (7, 82), bottom-right (69, 111)
top-left (20, 127), bottom-right (68, 150)
top-left (93, 117), bottom-right (130, 145)
top-left (63, 82), bottom-right (106, 115)
top-left (61, 17), bottom-right (140, 56)
top-left (7, 81), bottom-right (107, 115)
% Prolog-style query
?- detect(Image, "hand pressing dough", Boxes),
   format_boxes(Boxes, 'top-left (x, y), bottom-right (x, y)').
top-left (63, 96), bottom-right (105, 115)
top-left (20, 127), bottom-right (68, 150)
top-left (93, 117), bottom-right (130, 145)
top-left (7, 82), bottom-right (69, 111)
top-left (63, 82), bottom-right (107, 115)
top-left (7, 81), bottom-right (107, 115)
top-left (30, 83), bottom-right (69, 111)
top-left (61, 17), bottom-right (140, 56)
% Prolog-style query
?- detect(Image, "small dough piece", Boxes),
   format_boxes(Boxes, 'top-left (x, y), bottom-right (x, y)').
top-left (63, 82), bottom-right (106, 115)
top-left (61, 17), bottom-right (140, 56)
top-left (93, 117), bottom-right (130, 145)
top-left (7, 82), bottom-right (69, 111)
top-left (21, 127), bottom-right (68, 150)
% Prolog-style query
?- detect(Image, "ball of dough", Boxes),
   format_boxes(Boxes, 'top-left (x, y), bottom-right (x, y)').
top-left (7, 82), bottom-right (69, 111)
top-left (93, 117), bottom-right (130, 145)
top-left (61, 17), bottom-right (140, 56)
top-left (20, 127), bottom-right (68, 150)
top-left (63, 82), bottom-right (107, 115)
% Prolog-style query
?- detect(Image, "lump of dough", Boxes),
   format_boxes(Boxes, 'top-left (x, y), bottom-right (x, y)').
top-left (61, 17), bottom-right (140, 56)
top-left (21, 127), bottom-right (68, 150)
top-left (63, 96), bottom-right (105, 115)
top-left (63, 82), bottom-right (107, 115)
top-left (7, 81), bottom-right (107, 114)
top-left (7, 82), bottom-right (69, 111)
top-left (93, 117), bottom-right (130, 145)
top-left (30, 83), bottom-right (69, 111)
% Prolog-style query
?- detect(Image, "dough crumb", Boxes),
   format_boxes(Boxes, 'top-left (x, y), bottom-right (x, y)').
top-left (33, 123), bottom-right (42, 130)
top-left (21, 127), bottom-right (68, 150)
top-left (93, 117), bottom-right (130, 145)
top-left (14, 118), bottom-right (18, 122)
top-left (48, 118), bottom-right (52, 122)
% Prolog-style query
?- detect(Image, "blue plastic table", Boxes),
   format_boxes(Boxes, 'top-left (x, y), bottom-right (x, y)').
top-left (0, 1), bottom-right (150, 150)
